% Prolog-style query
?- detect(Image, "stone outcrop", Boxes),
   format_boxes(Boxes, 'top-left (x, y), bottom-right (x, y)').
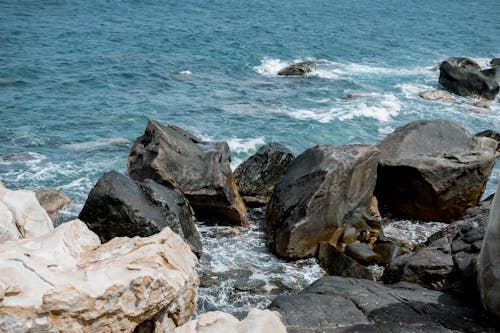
top-left (79, 170), bottom-right (202, 257)
top-left (234, 143), bottom-right (294, 206)
top-left (438, 58), bottom-right (499, 100)
top-left (174, 309), bottom-right (286, 333)
top-left (35, 187), bottom-right (72, 217)
top-left (491, 58), bottom-right (500, 68)
top-left (266, 144), bottom-right (380, 259)
top-left (478, 185), bottom-right (500, 317)
top-left (128, 120), bottom-right (248, 226)
top-left (418, 90), bottom-right (453, 101)
top-left (318, 243), bottom-right (375, 280)
top-left (277, 61), bottom-right (316, 76)
top-left (385, 198), bottom-right (491, 296)
top-left (0, 182), bottom-right (53, 242)
top-left (270, 276), bottom-right (498, 332)
top-left (375, 120), bottom-right (497, 222)
top-left (0, 220), bottom-right (199, 332)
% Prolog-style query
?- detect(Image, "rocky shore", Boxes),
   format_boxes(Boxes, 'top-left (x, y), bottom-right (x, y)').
top-left (1, 57), bottom-right (500, 332)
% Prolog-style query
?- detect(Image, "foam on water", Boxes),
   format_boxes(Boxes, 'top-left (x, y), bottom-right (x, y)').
top-left (197, 209), bottom-right (325, 318)
top-left (253, 58), bottom-right (291, 77)
top-left (225, 137), bottom-right (266, 168)
top-left (383, 220), bottom-right (448, 250)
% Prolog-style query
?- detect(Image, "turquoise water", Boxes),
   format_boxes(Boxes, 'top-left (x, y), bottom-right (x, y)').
top-left (1, 0), bottom-right (500, 317)
top-left (1, 0), bottom-right (499, 204)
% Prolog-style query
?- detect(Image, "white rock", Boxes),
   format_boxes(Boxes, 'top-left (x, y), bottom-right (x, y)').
top-left (0, 219), bottom-right (199, 332)
top-left (478, 184), bottom-right (500, 316)
top-left (0, 183), bottom-right (53, 241)
top-left (418, 90), bottom-right (453, 101)
top-left (173, 309), bottom-right (287, 333)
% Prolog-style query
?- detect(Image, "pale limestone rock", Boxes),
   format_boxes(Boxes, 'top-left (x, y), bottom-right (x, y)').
top-left (174, 309), bottom-right (286, 333)
top-left (0, 219), bottom-right (199, 332)
top-left (0, 184), bottom-right (53, 241)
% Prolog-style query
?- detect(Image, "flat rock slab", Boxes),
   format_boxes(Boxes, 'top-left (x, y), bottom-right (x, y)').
top-left (270, 276), bottom-right (498, 332)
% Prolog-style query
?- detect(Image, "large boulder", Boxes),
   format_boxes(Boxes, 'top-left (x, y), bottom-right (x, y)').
top-left (266, 144), bottom-right (380, 259)
top-left (174, 309), bottom-right (286, 333)
top-left (439, 60), bottom-right (499, 100)
top-left (35, 187), bottom-right (72, 217)
top-left (277, 61), bottom-right (316, 76)
top-left (234, 143), bottom-right (294, 206)
top-left (375, 120), bottom-right (497, 222)
top-left (478, 185), bottom-right (500, 317)
top-left (79, 170), bottom-right (202, 257)
top-left (128, 120), bottom-right (248, 226)
top-left (0, 220), bottom-right (199, 332)
top-left (269, 276), bottom-right (498, 332)
top-left (0, 182), bottom-right (53, 242)
top-left (481, 67), bottom-right (500, 84)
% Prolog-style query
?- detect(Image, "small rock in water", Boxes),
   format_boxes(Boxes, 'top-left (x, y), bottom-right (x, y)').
top-left (418, 90), bottom-right (453, 101)
top-left (277, 61), bottom-right (316, 76)
top-left (222, 227), bottom-right (241, 235)
top-left (35, 187), bottom-right (72, 217)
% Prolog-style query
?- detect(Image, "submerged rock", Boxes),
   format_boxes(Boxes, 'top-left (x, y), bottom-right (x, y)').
top-left (270, 276), bottom-right (498, 332)
top-left (128, 120), bottom-right (248, 226)
top-left (277, 61), bottom-right (316, 76)
top-left (375, 120), bottom-right (497, 222)
top-left (439, 59), bottom-right (499, 100)
top-left (0, 182), bottom-right (53, 242)
top-left (266, 144), bottom-right (380, 259)
top-left (174, 309), bottom-right (286, 333)
top-left (35, 187), bottom-right (72, 217)
top-left (418, 90), bottom-right (453, 101)
top-left (478, 185), bottom-right (500, 317)
top-left (0, 220), bottom-right (199, 332)
top-left (79, 170), bottom-right (202, 257)
top-left (234, 143), bottom-right (294, 206)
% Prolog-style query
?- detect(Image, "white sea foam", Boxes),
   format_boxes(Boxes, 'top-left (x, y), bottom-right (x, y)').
top-left (397, 82), bottom-right (436, 99)
top-left (287, 93), bottom-right (401, 123)
top-left (61, 138), bottom-right (130, 151)
top-left (226, 137), bottom-right (266, 168)
top-left (178, 70), bottom-right (192, 76)
top-left (383, 220), bottom-right (447, 250)
top-left (253, 58), bottom-right (291, 77)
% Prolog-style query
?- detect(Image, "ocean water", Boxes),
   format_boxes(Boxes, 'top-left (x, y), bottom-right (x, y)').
top-left (1, 0), bottom-right (500, 316)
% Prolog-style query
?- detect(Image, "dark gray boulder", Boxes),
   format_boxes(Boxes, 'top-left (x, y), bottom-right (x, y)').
top-left (344, 242), bottom-right (379, 266)
top-left (375, 120), bottom-right (497, 222)
top-left (234, 143), bottom-right (294, 207)
top-left (491, 58), bottom-right (500, 68)
top-left (270, 276), bottom-right (498, 332)
top-left (277, 61), bottom-right (316, 76)
top-left (481, 67), bottom-right (500, 84)
top-left (128, 120), bottom-right (248, 226)
top-left (478, 185), bottom-right (500, 317)
top-left (266, 144), bottom-right (380, 259)
top-left (78, 170), bottom-right (202, 257)
top-left (439, 60), bottom-right (499, 100)
top-left (318, 243), bottom-right (375, 281)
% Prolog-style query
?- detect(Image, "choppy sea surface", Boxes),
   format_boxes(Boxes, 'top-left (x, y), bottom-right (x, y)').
top-left (1, 0), bottom-right (499, 316)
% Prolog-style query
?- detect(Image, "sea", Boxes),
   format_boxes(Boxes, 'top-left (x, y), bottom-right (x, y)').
top-left (1, 0), bottom-right (499, 317)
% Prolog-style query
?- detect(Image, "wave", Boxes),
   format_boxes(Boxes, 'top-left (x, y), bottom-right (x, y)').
top-left (287, 93), bottom-right (401, 123)
top-left (254, 57), bottom-right (430, 79)
top-left (61, 138), bottom-right (131, 151)
top-left (226, 137), bottom-right (266, 154)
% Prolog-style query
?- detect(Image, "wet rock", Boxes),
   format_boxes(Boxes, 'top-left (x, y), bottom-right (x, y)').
top-left (266, 144), bottom-right (380, 259)
top-left (373, 241), bottom-right (402, 265)
top-left (418, 90), bottom-right (453, 101)
top-left (383, 237), bottom-right (454, 290)
top-left (79, 170), bottom-right (202, 257)
top-left (277, 61), bottom-right (316, 76)
top-left (0, 182), bottom-right (53, 242)
top-left (481, 67), bottom-right (500, 84)
top-left (439, 60), bottom-right (499, 99)
top-left (174, 309), bottom-right (286, 333)
top-left (491, 58), bottom-right (500, 68)
top-left (234, 143), bottom-right (294, 207)
top-left (234, 279), bottom-right (266, 292)
top-left (0, 220), bottom-right (199, 332)
top-left (478, 186), bottom-right (500, 317)
top-left (318, 243), bottom-right (375, 280)
top-left (128, 120), bottom-right (248, 226)
top-left (375, 120), bottom-right (497, 222)
top-left (345, 243), bottom-right (378, 266)
top-left (269, 276), bottom-right (498, 333)
top-left (35, 187), bottom-right (72, 217)
top-left (472, 98), bottom-right (491, 109)
top-left (474, 130), bottom-right (500, 150)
